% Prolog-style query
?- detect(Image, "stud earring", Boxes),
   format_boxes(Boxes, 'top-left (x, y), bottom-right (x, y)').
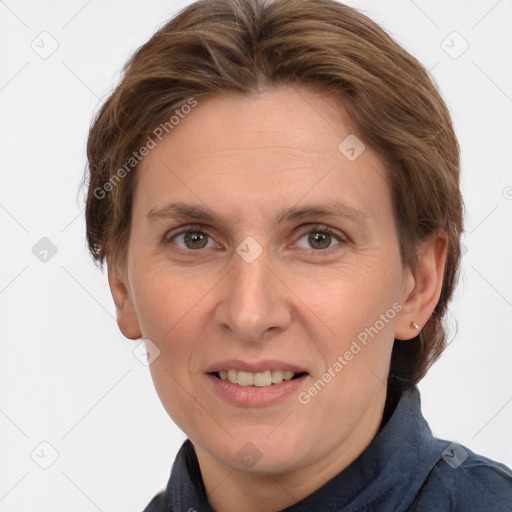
top-left (411, 321), bottom-right (421, 331)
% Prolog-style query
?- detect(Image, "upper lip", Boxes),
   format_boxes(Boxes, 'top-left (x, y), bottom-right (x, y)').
top-left (205, 359), bottom-right (309, 374)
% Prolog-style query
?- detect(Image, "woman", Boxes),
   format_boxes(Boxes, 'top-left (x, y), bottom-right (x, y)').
top-left (84, 0), bottom-right (512, 510)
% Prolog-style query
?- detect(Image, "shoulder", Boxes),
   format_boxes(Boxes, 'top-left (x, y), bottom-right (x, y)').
top-left (409, 442), bottom-right (512, 512)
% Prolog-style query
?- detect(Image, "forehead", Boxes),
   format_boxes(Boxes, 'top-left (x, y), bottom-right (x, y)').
top-left (134, 85), bottom-right (391, 223)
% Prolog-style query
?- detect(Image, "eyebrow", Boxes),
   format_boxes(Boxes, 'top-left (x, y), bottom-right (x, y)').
top-left (146, 201), bottom-right (368, 227)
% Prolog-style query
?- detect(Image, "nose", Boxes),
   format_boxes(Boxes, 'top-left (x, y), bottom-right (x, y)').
top-left (214, 246), bottom-right (292, 342)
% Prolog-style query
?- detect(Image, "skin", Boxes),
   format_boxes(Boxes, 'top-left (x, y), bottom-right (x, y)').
top-left (109, 85), bottom-right (447, 512)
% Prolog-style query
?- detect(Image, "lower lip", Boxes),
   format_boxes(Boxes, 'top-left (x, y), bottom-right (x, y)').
top-left (206, 373), bottom-right (309, 407)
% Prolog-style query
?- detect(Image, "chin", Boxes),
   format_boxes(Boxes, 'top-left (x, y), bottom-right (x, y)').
top-left (212, 429), bottom-right (309, 474)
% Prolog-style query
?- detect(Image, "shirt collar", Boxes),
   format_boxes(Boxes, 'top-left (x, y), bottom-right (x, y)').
top-left (164, 385), bottom-right (443, 512)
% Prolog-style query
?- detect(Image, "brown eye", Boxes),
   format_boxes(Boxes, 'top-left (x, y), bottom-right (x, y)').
top-left (183, 231), bottom-right (209, 249)
top-left (295, 226), bottom-right (344, 251)
top-left (170, 228), bottom-right (217, 251)
top-left (307, 232), bottom-right (332, 250)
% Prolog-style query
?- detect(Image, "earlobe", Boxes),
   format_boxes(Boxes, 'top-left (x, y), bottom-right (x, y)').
top-left (107, 263), bottom-right (142, 340)
top-left (394, 231), bottom-right (448, 340)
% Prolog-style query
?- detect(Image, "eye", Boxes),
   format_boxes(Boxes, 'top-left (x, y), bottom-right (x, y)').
top-left (164, 224), bottom-right (346, 256)
top-left (294, 225), bottom-right (346, 251)
top-left (166, 226), bottom-right (219, 251)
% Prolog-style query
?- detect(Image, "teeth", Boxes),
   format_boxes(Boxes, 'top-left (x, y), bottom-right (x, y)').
top-left (227, 369), bottom-right (237, 383)
top-left (254, 370), bottom-right (272, 387)
top-left (271, 370), bottom-right (283, 383)
top-left (218, 369), bottom-right (299, 387)
top-left (237, 370), bottom-right (254, 387)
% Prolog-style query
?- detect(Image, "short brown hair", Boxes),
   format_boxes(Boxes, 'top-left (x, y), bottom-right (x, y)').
top-left (84, 0), bottom-right (464, 386)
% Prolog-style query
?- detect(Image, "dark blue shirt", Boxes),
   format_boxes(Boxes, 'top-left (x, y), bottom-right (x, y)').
top-left (142, 385), bottom-right (512, 511)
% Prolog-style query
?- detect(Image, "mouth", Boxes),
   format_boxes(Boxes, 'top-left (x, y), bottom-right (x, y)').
top-left (205, 359), bottom-right (310, 406)
top-left (209, 369), bottom-right (308, 387)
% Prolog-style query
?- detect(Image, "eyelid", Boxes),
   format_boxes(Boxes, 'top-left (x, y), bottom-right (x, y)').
top-left (293, 223), bottom-right (347, 241)
top-left (163, 223), bottom-right (211, 242)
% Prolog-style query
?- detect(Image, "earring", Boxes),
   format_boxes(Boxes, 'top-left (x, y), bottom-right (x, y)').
top-left (411, 321), bottom-right (421, 331)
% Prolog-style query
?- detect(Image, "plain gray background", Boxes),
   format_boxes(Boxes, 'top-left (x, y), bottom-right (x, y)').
top-left (1, 0), bottom-right (511, 510)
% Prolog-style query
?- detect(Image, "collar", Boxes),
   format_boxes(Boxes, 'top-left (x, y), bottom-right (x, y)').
top-left (164, 385), bottom-right (444, 512)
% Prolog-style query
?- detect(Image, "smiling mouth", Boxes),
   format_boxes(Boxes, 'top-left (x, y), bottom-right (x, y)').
top-left (210, 369), bottom-right (308, 387)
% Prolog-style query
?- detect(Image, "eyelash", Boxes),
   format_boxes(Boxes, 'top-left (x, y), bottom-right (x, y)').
top-left (163, 223), bottom-right (347, 257)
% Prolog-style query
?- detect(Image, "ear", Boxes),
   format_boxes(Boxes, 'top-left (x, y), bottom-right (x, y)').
top-left (394, 230), bottom-right (448, 340)
top-left (108, 263), bottom-right (142, 340)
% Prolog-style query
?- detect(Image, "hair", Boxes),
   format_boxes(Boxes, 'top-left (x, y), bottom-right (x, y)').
top-left (84, 0), bottom-right (464, 386)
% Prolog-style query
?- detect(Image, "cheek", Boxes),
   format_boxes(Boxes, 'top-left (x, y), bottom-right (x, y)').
top-left (131, 263), bottom-right (211, 339)
top-left (132, 269), bottom-right (213, 432)
top-left (291, 265), bottom-right (400, 386)
top-left (293, 263), bottom-right (401, 335)
top-left (130, 268), bottom-right (211, 398)
top-left (147, 361), bottom-right (207, 438)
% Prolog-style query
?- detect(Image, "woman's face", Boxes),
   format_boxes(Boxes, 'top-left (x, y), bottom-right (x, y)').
top-left (116, 85), bottom-right (416, 476)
